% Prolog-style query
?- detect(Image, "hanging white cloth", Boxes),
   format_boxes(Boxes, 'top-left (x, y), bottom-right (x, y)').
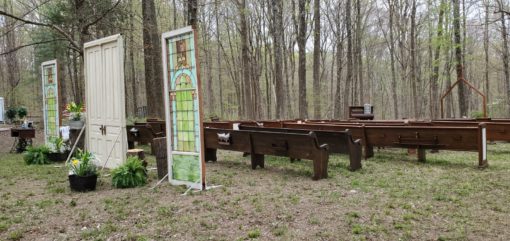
top-left (60, 126), bottom-right (70, 141)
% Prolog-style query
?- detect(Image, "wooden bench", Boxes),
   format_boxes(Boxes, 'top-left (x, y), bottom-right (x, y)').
top-left (126, 124), bottom-right (165, 151)
top-left (280, 122), bottom-right (489, 167)
top-left (204, 127), bottom-right (330, 180)
top-left (238, 125), bottom-right (362, 171)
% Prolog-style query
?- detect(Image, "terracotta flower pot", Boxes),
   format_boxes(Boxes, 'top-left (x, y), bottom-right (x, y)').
top-left (68, 174), bottom-right (97, 192)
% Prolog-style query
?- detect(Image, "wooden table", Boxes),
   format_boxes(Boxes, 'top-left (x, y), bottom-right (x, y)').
top-left (10, 128), bottom-right (35, 153)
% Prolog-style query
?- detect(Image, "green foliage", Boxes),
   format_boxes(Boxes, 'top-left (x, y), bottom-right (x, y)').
top-left (16, 107), bottom-right (27, 119)
top-left (111, 156), bottom-right (147, 188)
top-left (24, 146), bottom-right (50, 165)
top-left (247, 229), bottom-right (261, 239)
top-left (5, 107), bottom-right (17, 122)
top-left (470, 111), bottom-right (485, 119)
top-left (68, 149), bottom-right (97, 176)
top-left (65, 102), bottom-right (84, 121)
top-left (47, 136), bottom-right (69, 153)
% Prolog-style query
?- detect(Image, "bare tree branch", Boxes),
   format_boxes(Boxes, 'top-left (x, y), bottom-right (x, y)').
top-left (0, 39), bottom-right (66, 56)
top-left (0, 10), bottom-right (82, 54)
top-left (81, 0), bottom-right (122, 34)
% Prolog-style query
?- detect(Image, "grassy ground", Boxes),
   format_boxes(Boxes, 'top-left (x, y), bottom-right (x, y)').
top-left (0, 144), bottom-right (509, 241)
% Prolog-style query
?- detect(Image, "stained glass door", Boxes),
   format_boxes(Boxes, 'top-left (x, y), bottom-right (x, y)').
top-left (41, 60), bottom-right (60, 144)
top-left (162, 26), bottom-right (205, 190)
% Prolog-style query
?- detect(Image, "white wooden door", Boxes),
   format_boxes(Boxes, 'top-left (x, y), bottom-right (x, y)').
top-left (84, 35), bottom-right (127, 168)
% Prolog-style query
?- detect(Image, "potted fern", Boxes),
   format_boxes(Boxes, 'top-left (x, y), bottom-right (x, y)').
top-left (68, 149), bottom-right (98, 192)
top-left (47, 137), bottom-right (71, 162)
top-left (111, 156), bottom-right (147, 188)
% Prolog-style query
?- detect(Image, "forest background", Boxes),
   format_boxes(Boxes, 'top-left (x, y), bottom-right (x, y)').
top-left (1, 0), bottom-right (510, 121)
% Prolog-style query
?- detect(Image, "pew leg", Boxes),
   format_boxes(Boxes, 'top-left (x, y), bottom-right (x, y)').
top-left (205, 148), bottom-right (217, 162)
top-left (349, 148), bottom-right (362, 171)
top-left (290, 158), bottom-right (301, 163)
top-left (251, 154), bottom-right (265, 169)
top-left (417, 148), bottom-right (426, 162)
top-left (313, 155), bottom-right (329, 180)
top-left (364, 145), bottom-right (374, 159)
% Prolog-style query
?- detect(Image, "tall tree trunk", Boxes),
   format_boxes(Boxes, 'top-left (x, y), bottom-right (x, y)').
top-left (356, 0), bottom-right (363, 105)
top-left (410, 0), bottom-right (418, 118)
top-left (453, 0), bottom-right (467, 117)
top-left (238, 0), bottom-right (254, 119)
top-left (334, 34), bottom-right (344, 119)
top-left (298, 0), bottom-right (309, 119)
top-left (188, 0), bottom-right (198, 27)
top-left (431, 0), bottom-right (446, 119)
top-left (500, 7), bottom-right (510, 116)
top-left (272, 0), bottom-right (285, 119)
top-left (142, 0), bottom-right (164, 119)
top-left (4, 0), bottom-right (20, 106)
top-left (215, 1), bottom-right (223, 117)
top-left (313, 0), bottom-right (321, 119)
top-left (484, 1), bottom-right (490, 111)
top-left (388, 0), bottom-right (399, 119)
top-left (128, 0), bottom-right (137, 116)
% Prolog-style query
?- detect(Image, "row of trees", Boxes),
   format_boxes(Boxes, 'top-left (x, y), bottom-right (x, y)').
top-left (0, 0), bottom-right (509, 120)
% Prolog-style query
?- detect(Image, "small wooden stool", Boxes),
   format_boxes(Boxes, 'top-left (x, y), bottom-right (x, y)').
top-left (127, 149), bottom-right (147, 167)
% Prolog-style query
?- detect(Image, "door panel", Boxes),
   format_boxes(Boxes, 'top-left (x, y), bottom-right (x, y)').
top-left (84, 35), bottom-right (126, 169)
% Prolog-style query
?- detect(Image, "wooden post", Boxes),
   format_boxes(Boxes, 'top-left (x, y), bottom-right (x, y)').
top-left (478, 123), bottom-right (488, 168)
top-left (152, 137), bottom-right (168, 179)
top-left (417, 148), bottom-right (426, 162)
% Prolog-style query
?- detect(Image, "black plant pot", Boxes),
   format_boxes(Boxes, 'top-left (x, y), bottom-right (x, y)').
top-left (68, 174), bottom-right (98, 192)
top-left (48, 151), bottom-right (70, 162)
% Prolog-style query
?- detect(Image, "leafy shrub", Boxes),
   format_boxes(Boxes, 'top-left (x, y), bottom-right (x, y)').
top-left (17, 106), bottom-right (27, 119)
top-left (47, 136), bottom-right (70, 153)
top-left (68, 149), bottom-right (97, 176)
top-left (111, 156), bottom-right (147, 188)
top-left (24, 146), bottom-right (51, 165)
top-left (5, 107), bottom-right (17, 122)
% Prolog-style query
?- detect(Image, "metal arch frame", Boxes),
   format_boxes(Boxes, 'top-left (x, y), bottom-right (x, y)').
top-left (440, 78), bottom-right (487, 118)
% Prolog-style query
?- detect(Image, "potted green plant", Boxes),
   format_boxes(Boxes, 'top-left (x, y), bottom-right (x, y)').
top-left (68, 149), bottom-right (98, 192)
top-left (5, 107), bottom-right (17, 124)
top-left (24, 146), bottom-right (51, 165)
top-left (47, 137), bottom-right (71, 162)
top-left (66, 102), bottom-right (85, 129)
top-left (17, 106), bottom-right (27, 120)
top-left (111, 156), bottom-right (148, 188)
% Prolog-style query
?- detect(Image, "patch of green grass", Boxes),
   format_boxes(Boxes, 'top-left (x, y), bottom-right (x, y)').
top-left (351, 224), bottom-right (363, 234)
top-left (7, 230), bottom-right (23, 240)
top-left (247, 228), bottom-right (260, 239)
top-left (271, 225), bottom-right (287, 237)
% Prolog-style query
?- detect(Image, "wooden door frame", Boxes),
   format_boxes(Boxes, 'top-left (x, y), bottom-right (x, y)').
top-left (84, 34), bottom-right (127, 168)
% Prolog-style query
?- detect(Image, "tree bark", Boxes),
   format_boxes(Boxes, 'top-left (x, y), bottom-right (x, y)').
top-left (272, 0), bottom-right (285, 119)
top-left (431, 0), bottom-right (446, 119)
top-left (388, 0), bottom-right (399, 119)
top-left (484, 2), bottom-right (490, 110)
top-left (453, 0), bottom-right (467, 117)
top-left (410, 0), bottom-right (418, 118)
top-left (142, 0), bottom-right (164, 119)
top-left (313, 0), bottom-right (321, 119)
top-left (500, 6), bottom-right (510, 115)
top-left (298, 0), bottom-right (309, 119)
top-left (237, 0), bottom-right (254, 119)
